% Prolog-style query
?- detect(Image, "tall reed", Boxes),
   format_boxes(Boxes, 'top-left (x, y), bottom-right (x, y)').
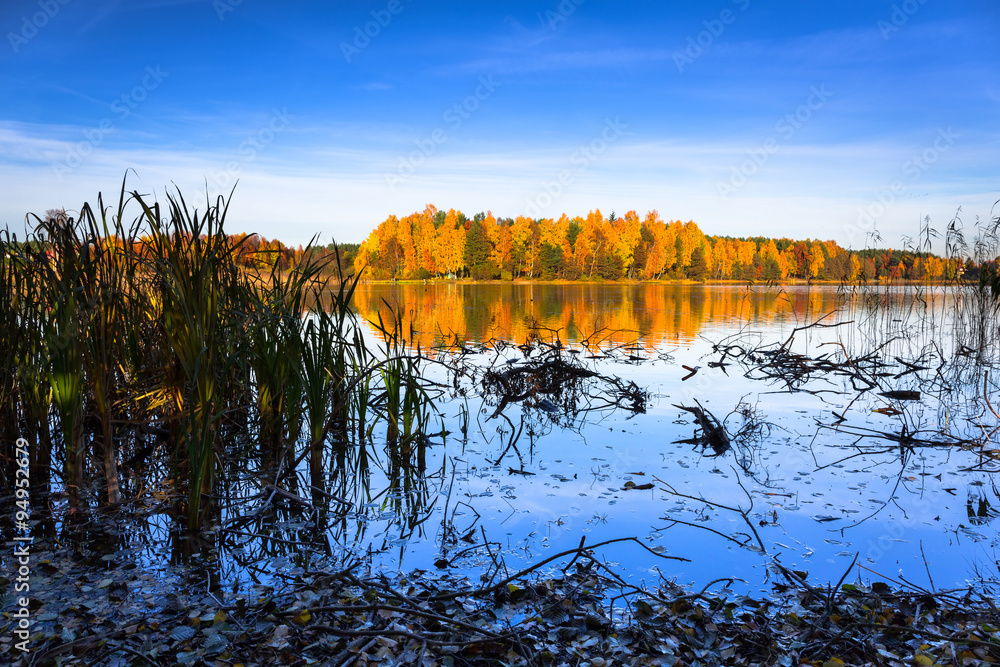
top-left (72, 188), bottom-right (144, 505)
top-left (243, 254), bottom-right (329, 471)
top-left (0, 178), bottom-right (440, 535)
top-left (136, 188), bottom-right (243, 529)
top-left (300, 259), bottom-right (361, 505)
top-left (33, 214), bottom-right (87, 507)
top-left (0, 230), bottom-right (52, 492)
top-left (371, 308), bottom-right (434, 467)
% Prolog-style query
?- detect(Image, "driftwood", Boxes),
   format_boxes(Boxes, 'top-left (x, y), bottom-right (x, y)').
top-left (673, 399), bottom-right (731, 455)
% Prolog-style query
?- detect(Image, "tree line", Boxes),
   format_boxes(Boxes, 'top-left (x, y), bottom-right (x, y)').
top-left (352, 206), bottom-right (963, 282)
top-left (30, 206), bottom-right (965, 283)
top-left (29, 210), bottom-right (361, 277)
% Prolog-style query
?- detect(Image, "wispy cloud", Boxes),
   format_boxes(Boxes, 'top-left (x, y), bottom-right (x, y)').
top-left (430, 47), bottom-right (674, 77)
top-left (2, 117), bottom-right (994, 249)
top-left (1, 2), bottom-right (995, 251)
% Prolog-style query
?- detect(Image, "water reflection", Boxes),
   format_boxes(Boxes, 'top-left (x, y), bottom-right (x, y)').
top-left (351, 283), bottom-right (852, 348)
top-left (10, 283), bottom-right (995, 613)
top-left (967, 488), bottom-right (1000, 526)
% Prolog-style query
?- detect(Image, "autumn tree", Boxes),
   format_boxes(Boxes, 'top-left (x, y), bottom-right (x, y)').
top-left (433, 213), bottom-right (465, 277)
top-left (808, 244), bottom-right (825, 279)
top-left (643, 212), bottom-right (677, 279)
top-left (574, 209), bottom-right (606, 278)
top-left (510, 216), bottom-right (539, 278)
top-left (350, 205), bottom-right (947, 285)
top-left (483, 212), bottom-right (512, 277)
top-left (711, 238), bottom-right (736, 279)
top-left (612, 210), bottom-right (642, 277)
top-left (675, 221), bottom-right (699, 272)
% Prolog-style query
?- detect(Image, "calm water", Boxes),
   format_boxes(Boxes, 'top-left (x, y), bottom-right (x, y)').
top-left (334, 282), bottom-right (998, 595)
top-left (53, 282), bottom-right (993, 600)
top-left (352, 282), bottom-right (849, 348)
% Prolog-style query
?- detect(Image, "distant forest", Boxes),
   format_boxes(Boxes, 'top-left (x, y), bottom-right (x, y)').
top-left (350, 206), bottom-right (964, 282)
top-left (220, 232), bottom-right (360, 278)
top-left (21, 206), bottom-right (968, 283)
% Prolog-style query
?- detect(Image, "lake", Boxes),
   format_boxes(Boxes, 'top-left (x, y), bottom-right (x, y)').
top-left (30, 281), bottom-right (993, 603)
top-left (318, 281), bottom-right (997, 596)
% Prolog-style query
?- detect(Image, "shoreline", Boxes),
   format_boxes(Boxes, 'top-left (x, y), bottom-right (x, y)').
top-left (353, 277), bottom-right (959, 287)
top-left (5, 531), bottom-right (998, 665)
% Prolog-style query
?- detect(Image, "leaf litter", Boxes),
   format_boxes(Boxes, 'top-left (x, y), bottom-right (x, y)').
top-left (3, 533), bottom-right (999, 666)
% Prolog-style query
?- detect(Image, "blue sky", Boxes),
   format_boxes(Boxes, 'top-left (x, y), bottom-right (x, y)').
top-left (1, 0), bottom-right (997, 249)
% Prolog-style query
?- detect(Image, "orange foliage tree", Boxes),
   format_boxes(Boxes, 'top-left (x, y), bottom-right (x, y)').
top-left (350, 206), bottom-right (945, 282)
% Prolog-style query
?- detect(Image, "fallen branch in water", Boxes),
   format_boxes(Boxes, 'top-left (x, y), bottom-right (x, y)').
top-left (673, 399), bottom-right (731, 455)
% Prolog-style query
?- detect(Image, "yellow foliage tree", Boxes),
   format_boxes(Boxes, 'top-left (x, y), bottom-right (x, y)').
top-left (808, 244), bottom-right (825, 278)
top-left (612, 210), bottom-right (642, 277)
